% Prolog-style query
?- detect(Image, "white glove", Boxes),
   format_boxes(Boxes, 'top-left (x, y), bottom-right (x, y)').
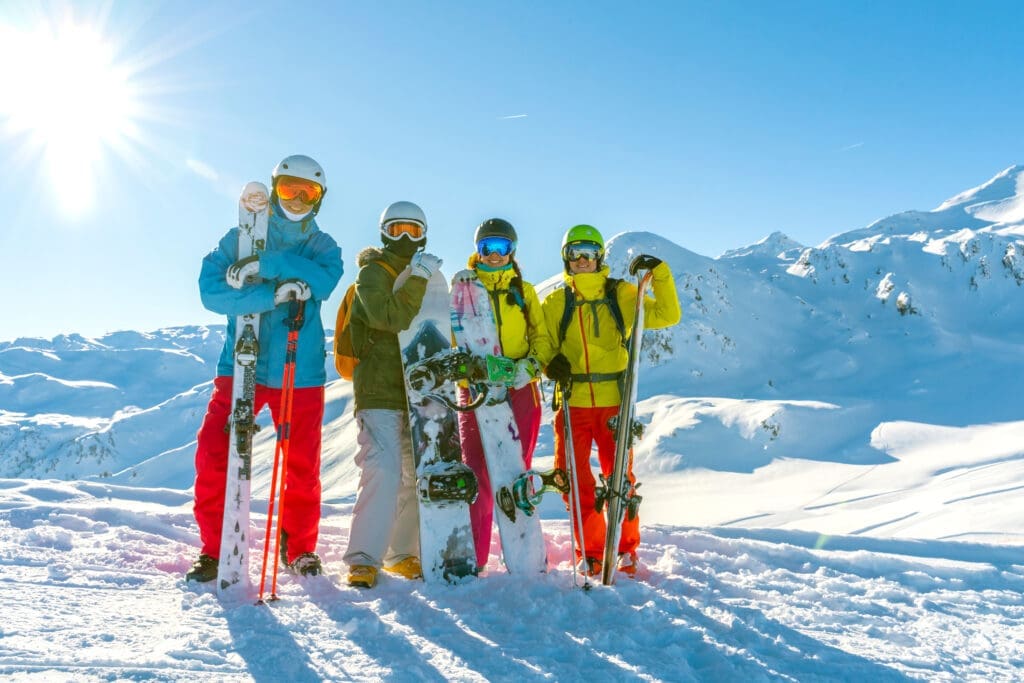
top-left (410, 252), bottom-right (442, 280)
top-left (226, 255), bottom-right (260, 289)
top-left (273, 279), bottom-right (311, 304)
top-left (512, 357), bottom-right (542, 389)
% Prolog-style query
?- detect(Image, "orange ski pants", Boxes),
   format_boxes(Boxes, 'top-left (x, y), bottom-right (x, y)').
top-left (553, 404), bottom-right (640, 560)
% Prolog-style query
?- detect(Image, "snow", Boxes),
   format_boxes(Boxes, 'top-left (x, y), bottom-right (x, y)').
top-left (3, 166), bottom-right (1024, 680)
top-left (1, 474), bottom-right (1021, 681)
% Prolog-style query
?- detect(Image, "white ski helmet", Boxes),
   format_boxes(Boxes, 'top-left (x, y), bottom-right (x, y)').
top-left (272, 154), bottom-right (327, 217)
top-left (379, 201), bottom-right (427, 242)
top-left (272, 154), bottom-right (326, 191)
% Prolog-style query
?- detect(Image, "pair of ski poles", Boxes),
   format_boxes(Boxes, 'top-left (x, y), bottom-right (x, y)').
top-left (257, 297), bottom-right (305, 604)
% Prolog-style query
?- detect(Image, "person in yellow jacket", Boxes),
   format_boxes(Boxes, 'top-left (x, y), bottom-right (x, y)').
top-left (536, 224), bottom-right (681, 578)
top-left (456, 218), bottom-right (547, 570)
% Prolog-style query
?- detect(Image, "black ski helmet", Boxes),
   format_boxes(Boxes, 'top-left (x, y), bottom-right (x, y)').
top-left (474, 218), bottom-right (518, 251)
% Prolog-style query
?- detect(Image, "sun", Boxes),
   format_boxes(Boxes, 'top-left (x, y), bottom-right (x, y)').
top-left (0, 17), bottom-right (141, 217)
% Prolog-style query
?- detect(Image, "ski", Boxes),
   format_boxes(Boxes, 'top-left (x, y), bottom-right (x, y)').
top-left (217, 182), bottom-right (270, 597)
top-left (599, 268), bottom-right (654, 586)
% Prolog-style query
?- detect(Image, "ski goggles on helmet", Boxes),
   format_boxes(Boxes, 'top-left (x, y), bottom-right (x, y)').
top-left (275, 175), bottom-right (324, 204)
top-left (476, 236), bottom-right (515, 257)
top-left (563, 241), bottom-right (603, 262)
top-left (382, 219), bottom-right (426, 241)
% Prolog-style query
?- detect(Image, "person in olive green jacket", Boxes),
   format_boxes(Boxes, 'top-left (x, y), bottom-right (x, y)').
top-left (343, 201), bottom-right (442, 589)
top-left (535, 224), bottom-right (681, 579)
top-left (455, 218), bottom-right (546, 571)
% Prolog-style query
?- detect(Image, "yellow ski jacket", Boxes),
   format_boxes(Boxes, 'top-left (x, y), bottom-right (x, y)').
top-left (537, 261), bottom-right (680, 408)
top-left (466, 254), bottom-right (547, 362)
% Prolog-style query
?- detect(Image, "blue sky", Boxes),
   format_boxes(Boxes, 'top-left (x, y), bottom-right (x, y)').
top-left (1, 0), bottom-right (1023, 339)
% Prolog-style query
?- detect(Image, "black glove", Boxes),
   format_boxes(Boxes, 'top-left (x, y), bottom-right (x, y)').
top-left (545, 353), bottom-right (572, 383)
top-left (629, 254), bottom-right (663, 275)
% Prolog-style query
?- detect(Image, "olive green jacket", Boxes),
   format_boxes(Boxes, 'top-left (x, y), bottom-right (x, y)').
top-left (350, 246), bottom-right (427, 411)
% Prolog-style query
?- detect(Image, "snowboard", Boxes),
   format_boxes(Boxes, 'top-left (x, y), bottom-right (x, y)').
top-left (218, 181), bottom-right (270, 597)
top-left (598, 268), bottom-right (654, 586)
top-left (398, 268), bottom-right (478, 583)
top-left (450, 269), bottom-right (547, 574)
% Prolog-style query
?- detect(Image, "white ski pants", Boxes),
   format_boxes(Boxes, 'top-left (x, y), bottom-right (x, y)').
top-left (343, 409), bottom-right (420, 567)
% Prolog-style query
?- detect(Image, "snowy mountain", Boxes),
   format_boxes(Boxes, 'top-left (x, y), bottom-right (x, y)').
top-left (5, 166), bottom-right (1024, 511)
top-left (2, 166), bottom-right (1024, 680)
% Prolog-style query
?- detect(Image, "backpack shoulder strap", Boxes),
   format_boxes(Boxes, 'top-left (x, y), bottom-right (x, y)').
top-left (374, 260), bottom-right (399, 279)
top-left (557, 285), bottom-right (576, 344)
top-left (604, 277), bottom-right (626, 339)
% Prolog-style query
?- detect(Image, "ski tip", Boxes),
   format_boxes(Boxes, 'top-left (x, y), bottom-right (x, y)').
top-left (240, 181), bottom-right (270, 212)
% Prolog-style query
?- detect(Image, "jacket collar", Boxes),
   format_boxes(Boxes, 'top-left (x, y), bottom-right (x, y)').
top-left (269, 207), bottom-right (317, 248)
top-left (563, 264), bottom-right (610, 299)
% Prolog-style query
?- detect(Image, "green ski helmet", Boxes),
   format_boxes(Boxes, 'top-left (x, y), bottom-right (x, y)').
top-left (561, 224), bottom-right (605, 268)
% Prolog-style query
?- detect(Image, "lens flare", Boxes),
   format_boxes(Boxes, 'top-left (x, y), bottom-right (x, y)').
top-left (0, 18), bottom-right (142, 217)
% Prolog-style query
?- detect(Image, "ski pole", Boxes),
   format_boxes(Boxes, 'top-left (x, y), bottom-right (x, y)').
top-left (257, 376), bottom-right (287, 604)
top-left (560, 379), bottom-right (591, 591)
top-left (270, 298), bottom-right (305, 595)
top-left (257, 297), bottom-right (305, 603)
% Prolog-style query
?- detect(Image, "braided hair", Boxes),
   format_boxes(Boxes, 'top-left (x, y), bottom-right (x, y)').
top-left (507, 259), bottom-right (527, 310)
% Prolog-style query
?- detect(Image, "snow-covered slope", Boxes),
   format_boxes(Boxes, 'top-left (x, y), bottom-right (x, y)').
top-left (2, 166), bottom-right (1024, 679)
top-left (2, 476), bottom-right (1021, 681)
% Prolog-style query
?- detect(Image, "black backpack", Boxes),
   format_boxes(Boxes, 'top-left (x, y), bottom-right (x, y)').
top-left (557, 278), bottom-right (626, 345)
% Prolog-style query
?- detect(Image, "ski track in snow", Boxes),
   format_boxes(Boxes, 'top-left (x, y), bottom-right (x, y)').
top-left (1, 481), bottom-right (1021, 682)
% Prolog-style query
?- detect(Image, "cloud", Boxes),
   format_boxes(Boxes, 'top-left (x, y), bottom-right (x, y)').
top-left (840, 142), bottom-right (864, 152)
top-left (186, 158), bottom-right (219, 181)
top-left (499, 114), bottom-right (528, 120)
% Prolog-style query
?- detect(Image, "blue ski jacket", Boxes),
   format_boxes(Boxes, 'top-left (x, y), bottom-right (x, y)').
top-left (199, 208), bottom-right (343, 388)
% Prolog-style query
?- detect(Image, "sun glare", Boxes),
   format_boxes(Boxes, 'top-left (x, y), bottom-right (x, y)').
top-left (0, 19), bottom-right (141, 217)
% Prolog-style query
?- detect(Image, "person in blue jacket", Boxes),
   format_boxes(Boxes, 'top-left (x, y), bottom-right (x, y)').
top-left (186, 154), bottom-right (343, 583)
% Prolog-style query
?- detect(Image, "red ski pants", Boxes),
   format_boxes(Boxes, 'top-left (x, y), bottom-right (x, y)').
top-left (553, 404), bottom-right (640, 560)
top-left (193, 375), bottom-right (324, 562)
top-left (458, 382), bottom-right (542, 568)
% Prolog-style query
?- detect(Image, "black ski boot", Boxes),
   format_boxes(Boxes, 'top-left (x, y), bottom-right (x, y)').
top-left (290, 552), bottom-right (323, 576)
top-left (279, 530), bottom-right (289, 567)
top-left (185, 554), bottom-right (218, 583)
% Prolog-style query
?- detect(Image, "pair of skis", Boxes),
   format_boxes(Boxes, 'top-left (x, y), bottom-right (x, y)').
top-left (562, 266), bottom-right (654, 588)
top-left (217, 183), bottom-right (307, 602)
top-left (216, 182), bottom-right (268, 599)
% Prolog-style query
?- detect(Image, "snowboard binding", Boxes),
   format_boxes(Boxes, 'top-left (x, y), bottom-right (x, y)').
top-left (495, 468), bottom-right (571, 522)
top-left (406, 349), bottom-right (515, 411)
top-left (417, 462), bottom-right (480, 505)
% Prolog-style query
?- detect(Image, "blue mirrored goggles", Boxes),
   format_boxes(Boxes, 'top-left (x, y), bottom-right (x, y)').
top-left (563, 242), bottom-right (603, 262)
top-left (476, 236), bottom-right (515, 257)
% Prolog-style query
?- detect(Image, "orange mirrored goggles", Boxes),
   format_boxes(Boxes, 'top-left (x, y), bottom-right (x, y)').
top-left (383, 220), bottom-right (426, 240)
top-left (275, 175), bottom-right (324, 204)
